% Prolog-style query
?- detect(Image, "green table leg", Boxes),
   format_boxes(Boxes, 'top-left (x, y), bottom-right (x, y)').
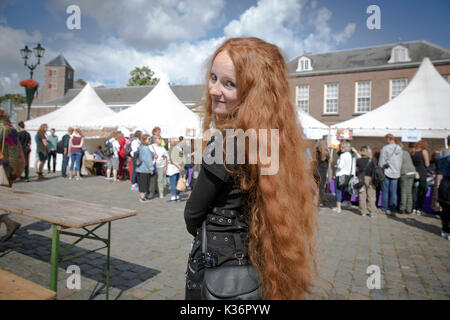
top-left (106, 222), bottom-right (111, 300)
top-left (50, 224), bottom-right (60, 292)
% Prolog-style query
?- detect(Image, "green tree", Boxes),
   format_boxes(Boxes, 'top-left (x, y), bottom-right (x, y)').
top-left (0, 93), bottom-right (26, 105)
top-left (127, 66), bottom-right (159, 86)
top-left (75, 78), bottom-right (87, 86)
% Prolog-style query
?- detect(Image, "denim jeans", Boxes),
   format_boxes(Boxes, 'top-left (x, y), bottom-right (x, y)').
top-left (62, 153), bottom-right (69, 176)
top-left (381, 176), bottom-right (398, 212)
top-left (70, 152), bottom-right (83, 173)
top-left (169, 173), bottom-right (180, 195)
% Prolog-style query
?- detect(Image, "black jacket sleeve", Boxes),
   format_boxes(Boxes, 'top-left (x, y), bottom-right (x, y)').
top-left (184, 165), bottom-right (226, 236)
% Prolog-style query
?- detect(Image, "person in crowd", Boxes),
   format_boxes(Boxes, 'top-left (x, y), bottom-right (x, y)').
top-left (398, 141), bottom-right (416, 214)
top-left (371, 147), bottom-right (382, 209)
top-left (47, 128), bottom-right (58, 173)
top-left (178, 136), bottom-right (193, 184)
top-left (129, 130), bottom-right (142, 191)
top-left (117, 131), bottom-right (126, 180)
top-left (151, 127), bottom-right (166, 149)
top-left (167, 139), bottom-right (186, 202)
top-left (136, 134), bottom-right (155, 202)
top-left (356, 146), bottom-right (377, 217)
top-left (314, 138), bottom-right (330, 207)
top-left (431, 147), bottom-right (444, 213)
top-left (184, 37), bottom-right (317, 299)
top-left (438, 135), bottom-right (450, 240)
top-left (36, 123), bottom-right (49, 180)
top-left (333, 141), bottom-right (355, 213)
top-left (379, 134), bottom-right (402, 216)
top-left (93, 145), bottom-right (105, 175)
top-left (150, 135), bottom-right (168, 198)
top-left (68, 128), bottom-right (84, 180)
top-left (411, 140), bottom-right (430, 215)
top-left (61, 127), bottom-right (73, 178)
top-left (0, 109), bottom-right (25, 241)
top-left (17, 121), bottom-right (31, 181)
top-left (105, 132), bottom-right (121, 181)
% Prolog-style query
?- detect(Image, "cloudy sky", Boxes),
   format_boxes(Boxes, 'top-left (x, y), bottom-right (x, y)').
top-left (1, 0), bottom-right (449, 95)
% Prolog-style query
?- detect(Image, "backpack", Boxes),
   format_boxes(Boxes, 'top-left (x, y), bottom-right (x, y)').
top-left (125, 139), bottom-right (133, 157)
top-left (56, 140), bottom-right (65, 154)
top-left (133, 148), bottom-right (142, 167)
top-left (371, 162), bottom-right (385, 187)
top-left (104, 139), bottom-right (114, 157)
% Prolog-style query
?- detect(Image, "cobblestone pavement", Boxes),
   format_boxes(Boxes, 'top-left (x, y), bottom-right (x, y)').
top-left (0, 171), bottom-right (449, 300)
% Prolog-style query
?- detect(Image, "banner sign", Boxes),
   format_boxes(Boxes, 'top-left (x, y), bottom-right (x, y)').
top-left (401, 130), bottom-right (422, 142)
top-left (336, 129), bottom-right (353, 140)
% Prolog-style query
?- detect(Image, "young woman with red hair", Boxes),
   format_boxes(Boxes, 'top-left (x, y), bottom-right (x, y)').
top-left (184, 37), bottom-right (317, 300)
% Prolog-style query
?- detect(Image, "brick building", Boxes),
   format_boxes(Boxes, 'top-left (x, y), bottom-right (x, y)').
top-left (287, 40), bottom-right (450, 126)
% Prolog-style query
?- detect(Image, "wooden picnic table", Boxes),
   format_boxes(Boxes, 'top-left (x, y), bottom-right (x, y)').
top-left (0, 186), bottom-right (137, 299)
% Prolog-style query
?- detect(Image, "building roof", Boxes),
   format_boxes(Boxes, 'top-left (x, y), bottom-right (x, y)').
top-left (287, 40), bottom-right (450, 76)
top-left (33, 84), bottom-right (205, 108)
top-left (331, 57), bottom-right (450, 138)
top-left (45, 54), bottom-right (74, 69)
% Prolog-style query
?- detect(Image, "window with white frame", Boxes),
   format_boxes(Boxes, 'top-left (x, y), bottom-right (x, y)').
top-left (297, 85), bottom-right (309, 112)
top-left (390, 79), bottom-right (407, 99)
top-left (296, 56), bottom-right (313, 72)
top-left (355, 81), bottom-right (371, 113)
top-left (388, 45), bottom-right (411, 63)
top-left (324, 83), bottom-right (339, 114)
top-left (53, 69), bottom-right (57, 77)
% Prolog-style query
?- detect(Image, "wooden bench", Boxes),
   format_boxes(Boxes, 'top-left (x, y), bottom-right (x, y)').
top-left (0, 269), bottom-right (56, 300)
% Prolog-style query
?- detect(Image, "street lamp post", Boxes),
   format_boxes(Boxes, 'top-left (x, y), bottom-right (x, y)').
top-left (19, 43), bottom-right (45, 120)
top-left (20, 43), bottom-right (45, 79)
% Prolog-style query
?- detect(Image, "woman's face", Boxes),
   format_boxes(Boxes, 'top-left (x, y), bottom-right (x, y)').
top-left (209, 50), bottom-right (240, 114)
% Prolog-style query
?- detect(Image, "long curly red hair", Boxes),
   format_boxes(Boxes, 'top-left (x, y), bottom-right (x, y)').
top-left (203, 37), bottom-right (318, 299)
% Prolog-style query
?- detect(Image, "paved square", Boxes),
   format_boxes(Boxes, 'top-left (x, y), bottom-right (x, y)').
top-left (0, 171), bottom-right (449, 300)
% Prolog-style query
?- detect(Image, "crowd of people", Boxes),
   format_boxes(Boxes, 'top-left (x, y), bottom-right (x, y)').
top-left (314, 133), bottom-right (450, 240)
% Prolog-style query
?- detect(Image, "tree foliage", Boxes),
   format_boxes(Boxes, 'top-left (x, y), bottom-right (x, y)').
top-left (75, 78), bottom-right (87, 86)
top-left (0, 93), bottom-right (26, 105)
top-left (127, 66), bottom-right (159, 86)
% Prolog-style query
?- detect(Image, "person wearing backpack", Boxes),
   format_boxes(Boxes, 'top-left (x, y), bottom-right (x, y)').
top-left (356, 146), bottom-right (377, 217)
top-left (61, 127), bottom-right (73, 178)
top-left (379, 134), bottom-right (403, 215)
top-left (398, 141), bottom-right (416, 214)
top-left (136, 134), bottom-right (155, 202)
top-left (105, 132), bottom-right (121, 181)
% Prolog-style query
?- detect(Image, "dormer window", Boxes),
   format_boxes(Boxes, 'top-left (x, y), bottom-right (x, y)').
top-left (296, 56), bottom-right (313, 72)
top-left (388, 45), bottom-right (411, 63)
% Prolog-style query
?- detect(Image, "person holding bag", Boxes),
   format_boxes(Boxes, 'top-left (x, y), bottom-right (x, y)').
top-left (333, 141), bottom-right (355, 214)
top-left (167, 141), bottom-right (185, 202)
top-left (0, 109), bottom-right (25, 241)
top-left (184, 37), bottom-right (317, 300)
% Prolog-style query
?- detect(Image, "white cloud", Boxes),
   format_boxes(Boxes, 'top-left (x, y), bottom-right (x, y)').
top-left (223, 0), bottom-right (356, 56)
top-left (1, 0), bottom-right (357, 94)
top-left (46, 0), bottom-right (226, 50)
top-left (0, 73), bottom-right (21, 96)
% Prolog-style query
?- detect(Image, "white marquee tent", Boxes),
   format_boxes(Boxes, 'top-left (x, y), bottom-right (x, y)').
top-left (85, 80), bottom-right (202, 139)
top-left (25, 83), bottom-right (115, 131)
top-left (297, 108), bottom-right (329, 139)
top-left (331, 57), bottom-right (450, 139)
top-left (25, 83), bottom-right (115, 169)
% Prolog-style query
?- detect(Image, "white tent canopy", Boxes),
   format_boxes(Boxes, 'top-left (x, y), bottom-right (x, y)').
top-left (85, 80), bottom-right (202, 138)
top-left (331, 58), bottom-right (450, 138)
top-left (25, 83), bottom-right (115, 131)
top-left (297, 108), bottom-right (329, 139)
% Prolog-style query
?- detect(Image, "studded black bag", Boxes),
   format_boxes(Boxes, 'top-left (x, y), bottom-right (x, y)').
top-left (200, 220), bottom-right (261, 300)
